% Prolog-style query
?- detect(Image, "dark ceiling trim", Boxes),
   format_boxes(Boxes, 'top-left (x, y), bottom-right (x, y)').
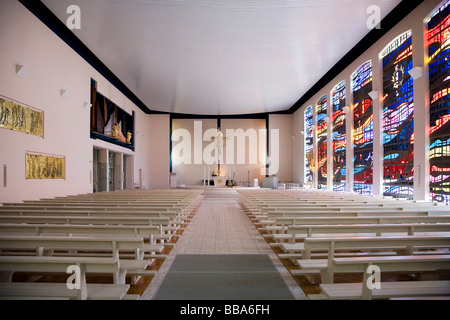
top-left (288, 0), bottom-right (425, 114)
top-left (18, 0), bottom-right (152, 115)
top-left (20, 0), bottom-right (424, 117)
top-left (169, 113), bottom-right (269, 120)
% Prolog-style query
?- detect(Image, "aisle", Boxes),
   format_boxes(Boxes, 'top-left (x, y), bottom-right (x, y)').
top-left (140, 188), bottom-right (306, 300)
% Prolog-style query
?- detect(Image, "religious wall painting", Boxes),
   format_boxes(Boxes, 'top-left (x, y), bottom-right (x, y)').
top-left (0, 96), bottom-right (44, 138)
top-left (25, 152), bottom-right (65, 180)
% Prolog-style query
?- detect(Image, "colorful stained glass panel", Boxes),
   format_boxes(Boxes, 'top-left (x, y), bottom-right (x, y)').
top-left (331, 81), bottom-right (346, 191)
top-left (352, 61), bottom-right (374, 195)
top-left (380, 31), bottom-right (414, 199)
top-left (428, 0), bottom-right (450, 205)
top-left (304, 105), bottom-right (314, 188)
top-left (316, 95), bottom-right (328, 189)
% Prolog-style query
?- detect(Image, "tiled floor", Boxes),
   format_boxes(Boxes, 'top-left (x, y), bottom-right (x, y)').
top-left (140, 188), bottom-right (306, 300)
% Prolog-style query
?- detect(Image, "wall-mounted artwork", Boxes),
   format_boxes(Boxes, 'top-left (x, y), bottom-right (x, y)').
top-left (0, 95), bottom-right (44, 138)
top-left (25, 152), bottom-right (65, 180)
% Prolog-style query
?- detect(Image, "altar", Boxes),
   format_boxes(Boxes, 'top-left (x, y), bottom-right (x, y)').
top-left (213, 176), bottom-right (227, 188)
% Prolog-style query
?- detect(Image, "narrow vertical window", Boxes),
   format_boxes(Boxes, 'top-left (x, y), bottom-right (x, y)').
top-left (380, 31), bottom-right (414, 199)
top-left (352, 61), bottom-right (374, 194)
top-left (316, 95), bottom-right (328, 190)
top-left (331, 81), bottom-right (346, 191)
top-left (3, 164), bottom-right (6, 188)
top-left (428, 0), bottom-right (450, 205)
top-left (304, 105), bottom-right (314, 188)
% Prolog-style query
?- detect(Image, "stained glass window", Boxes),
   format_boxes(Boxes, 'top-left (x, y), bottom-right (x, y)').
top-left (331, 81), bottom-right (346, 191)
top-left (316, 95), bottom-right (328, 189)
top-left (304, 105), bottom-right (314, 189)
top-left (428, 0), bottom-right (450, 205)
top-left (380, 31), bottom-right (414, 198)
top-left (351, 61), bottom-right (374, 195)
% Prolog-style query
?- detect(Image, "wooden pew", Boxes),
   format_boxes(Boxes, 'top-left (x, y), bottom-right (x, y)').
top-left (317, 255), bottom-right (450, 300)
top-left (0, 215), bottom-right (169, 226)
top-left (290, 235), bottom-right (450, 283)
top-left (0, 208), bottom-right (181, 218)
top-left (0, 255), bottom-right (135, 300)
top-left (263, 215), bottom-right (450, 236)
top-left (0, 223), bottom-right (161, 241)
top-left (319, 280), bottom-right (450, 300)
top-left (271, 223), bottom-right (450, 246)
top-left (2, 204), bottom-right (188, 215)
top-left (0, 235), bottom-right (156, 284)
top-left (0, 208), bottom-right (184, 231)
top-left (258, 206), bottom-right (447, 214)
top-left (0, 222), bottom-right (175, 253)
top-left (0, 215), bottom-right (177, 242)
top-left (252, 210), bottom-right (449, 228)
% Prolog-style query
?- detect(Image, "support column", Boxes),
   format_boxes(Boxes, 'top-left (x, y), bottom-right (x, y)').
top-left (412, 19), bottom-right (430, 201)
top-left (372, 55), bottom-right (384, 196)
top-left (346, 85), bottom-right (354, 193)
top-left (98, 149), bottom-right (108, 192)
top-left (114, 153), bottom-right (123, 191)
top-left (327, 98), bottom-right (333, 191)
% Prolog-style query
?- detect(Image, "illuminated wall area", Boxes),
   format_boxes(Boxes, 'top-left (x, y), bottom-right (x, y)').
top-left (304, 105), bottom-right (314, 188)
top-left (351, 61), bottom-right (374, 195)
top-left (331, 81), bottom-right (347, 191)
top-left (316, 95), bottom-right (328, 189)
top-left (428, 0), bottom-right (450, 205)
top-left (380, 31), bottom-right (414, 199)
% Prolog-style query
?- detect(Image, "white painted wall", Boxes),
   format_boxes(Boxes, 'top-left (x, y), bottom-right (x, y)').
top-left (171, 118), bottom-right (217, 186)
top-left (222, 118), bottom-right (267, 187)
top-left (268, 114), bottom-right (293, 183)
top-left (0, 0), bottom-right (153, 202)
top-left (171, 118), bottom-right (270, 187)
top-left (292, 110), bottom-right (304, 185)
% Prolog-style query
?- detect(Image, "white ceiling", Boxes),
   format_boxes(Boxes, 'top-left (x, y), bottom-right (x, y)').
top-left (41, 0), bottom-right (401, 115)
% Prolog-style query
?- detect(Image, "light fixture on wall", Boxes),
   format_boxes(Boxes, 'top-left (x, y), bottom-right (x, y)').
top-left (343, 106), bottom-right (350, 114)
top-left (83, 102), bottom-right (92, 110)
top-left (408, 66), bottom-right (423, 80)
top-left (60, 89), bottom-right (70, 100)
top-left (15, 64), bottom-right (29, 78)
top-left (368, 90), bottom-right (379, 100)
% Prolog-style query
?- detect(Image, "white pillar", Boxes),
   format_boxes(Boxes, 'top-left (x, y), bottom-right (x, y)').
top-left (411, 17), bottom-right (430, 201)
top-left (327, 102), bottom-right (333, 191)
top-left (372, 54), bottom-right (384, 196)
top-left (346, 84), bottom-right (354, 193)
